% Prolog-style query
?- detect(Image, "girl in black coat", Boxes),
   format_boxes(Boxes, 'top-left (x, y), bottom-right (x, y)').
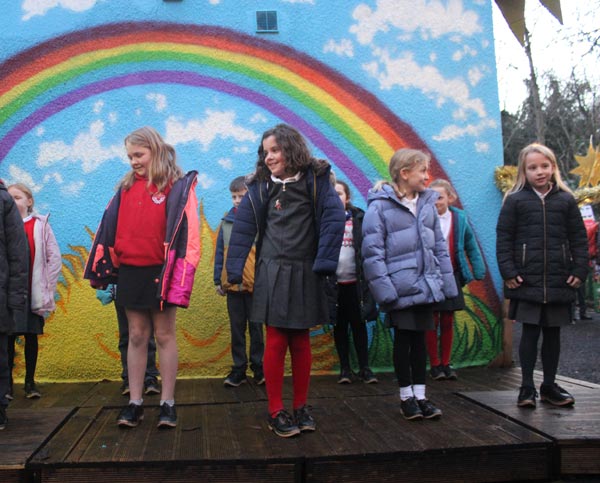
top-left (496, 143), bottom-right (588, 409)
top-left (327, 181), bottom-right (378, 384)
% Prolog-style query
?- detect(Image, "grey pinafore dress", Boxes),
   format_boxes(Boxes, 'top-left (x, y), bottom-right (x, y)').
top-left (251, 179), bottom-right (328, 329)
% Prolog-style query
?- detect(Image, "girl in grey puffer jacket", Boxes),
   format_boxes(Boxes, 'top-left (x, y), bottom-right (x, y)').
top-left (362, 149), bottom-right (456, 421)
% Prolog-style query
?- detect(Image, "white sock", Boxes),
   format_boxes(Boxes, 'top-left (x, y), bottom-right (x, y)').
top-left (160, 399), bottom-right (175, 407)
top-left (129, 399), bottom-right (143, 406)
top-left (399, 386), bottom-right (414, 400)
top-left (413, 384), bottom-right (426, 400)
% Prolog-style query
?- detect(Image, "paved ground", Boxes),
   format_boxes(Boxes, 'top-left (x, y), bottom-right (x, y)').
top-left (511, 308), bottom-right (600, 385)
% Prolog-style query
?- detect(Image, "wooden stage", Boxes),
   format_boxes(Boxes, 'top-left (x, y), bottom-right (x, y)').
top-left (1, 367), bottom-right (599, 483)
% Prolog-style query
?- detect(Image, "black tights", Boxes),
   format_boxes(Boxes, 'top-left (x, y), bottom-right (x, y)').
top-left (519, 323), bottom-right (560, 388)
top-left (393, 328), bottom-right (427, 387)
top-left (333, 283), bottom-right (369, 370)
top-left (7, 334), bottom-right (39, 384)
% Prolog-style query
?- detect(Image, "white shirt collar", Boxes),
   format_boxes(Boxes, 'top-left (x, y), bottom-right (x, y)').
top-left (271, 171), bottom-right (303, 185)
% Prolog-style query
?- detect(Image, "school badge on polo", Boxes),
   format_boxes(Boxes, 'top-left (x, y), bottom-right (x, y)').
top-left (274, 199), bottom-right (282, 210)
top-left (152, 192), bottom-right (166, 204)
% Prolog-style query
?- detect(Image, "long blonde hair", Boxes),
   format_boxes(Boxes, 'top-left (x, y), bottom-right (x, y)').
top-left (120, 126), bottom-right (183, 192)
top-left (7, 182), bottom-right (34, 214)
top-left (505, 143), bottom-right (572, 200)
top-left (372, 148), bottom-right (430, 198)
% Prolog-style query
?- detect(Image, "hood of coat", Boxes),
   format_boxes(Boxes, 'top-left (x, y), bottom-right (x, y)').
top-left (366, 182), bottom-right (438, 207)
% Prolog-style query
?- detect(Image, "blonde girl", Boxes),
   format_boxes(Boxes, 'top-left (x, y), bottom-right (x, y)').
top-left (362, 148), bottom-right (457, 420)
top-left (85, 126), bottom-right (200, 428)
top-left (7, 183), bottom-right (61, 400)
top-left (496, 143), bottom-right (587, 408)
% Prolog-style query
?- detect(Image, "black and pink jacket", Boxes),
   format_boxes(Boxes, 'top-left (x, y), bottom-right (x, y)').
top-left (84, 171), bottom-right (200, 308)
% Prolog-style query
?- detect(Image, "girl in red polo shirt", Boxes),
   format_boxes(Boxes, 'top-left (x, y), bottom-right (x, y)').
top-left (85, 126), bottom-right (199, 429)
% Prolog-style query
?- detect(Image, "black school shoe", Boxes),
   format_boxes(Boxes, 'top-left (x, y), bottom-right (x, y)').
top-left (417, 399), bottom-right (442, 419)
top-left (358, 367), bottom-right (378, 384)
top-left (224, 371), bottom-right (247, 387)
top-left (400, 397), bottom-right (423, 420)
top-left (294, 405), bottom-right (316, 432)
top-left (517, 386), bottom-right (537, 408)
top-left (157, 403), bottom-right (177, 428)
top-left (267, 410), bottom-right (301, 438)
top-left (337, 367), bottom-right (353, 384)
top-left (442, 365), bottom-right (458, 380)
top-left (117, 403), bottom-right (144, 427)
top-left (540, 383), bottom-right (575, 406)
top-left (429, 365), bottom-right (445, 380)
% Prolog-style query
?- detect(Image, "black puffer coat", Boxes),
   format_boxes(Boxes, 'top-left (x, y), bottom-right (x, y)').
top-left (0, 181), bottom-right (29, 333)
top-left (496, 184), bottom-right (588, 304)
top-left (325, 206), bottom-right (378, 324)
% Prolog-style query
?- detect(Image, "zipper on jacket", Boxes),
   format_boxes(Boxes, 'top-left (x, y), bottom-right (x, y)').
top-left (542, 198), bottom-right (547, 303)
top-left (521, 244), bottom-right (526, 266)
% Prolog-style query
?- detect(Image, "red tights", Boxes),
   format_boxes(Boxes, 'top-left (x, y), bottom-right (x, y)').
top-left (264, 325), bottom-right (312, 417)
top-left (425, 311), bottom-right (454, 367)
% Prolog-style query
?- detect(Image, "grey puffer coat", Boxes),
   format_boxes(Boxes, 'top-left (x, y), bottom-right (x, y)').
top-left (496, 184), bottom-right (588, 304)
top-left (0, 181), bottom-right (28, 333)
top-left (362, 184), bottom-right (457, 312)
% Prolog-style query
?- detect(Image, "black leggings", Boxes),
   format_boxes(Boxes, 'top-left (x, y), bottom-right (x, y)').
top-left (519, 323), bottom-right (560, 387)
top-left (393, 328), bottom-right (427, 387)
top-left (7, 334), bottom-right (39, 384)
top-left (333, 283), bottom-right (369, 370)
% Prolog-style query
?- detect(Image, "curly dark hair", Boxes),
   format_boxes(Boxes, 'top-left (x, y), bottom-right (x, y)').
top-left (255, 124), bottom-right (313, 181)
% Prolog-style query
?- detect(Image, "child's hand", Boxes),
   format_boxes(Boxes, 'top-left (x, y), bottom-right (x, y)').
top-left (216, 285), bottom-right (226, 296)
top-left (566, 275), bottom-right (582, 289)
top-left (505, 276), bottom-right (523, 289)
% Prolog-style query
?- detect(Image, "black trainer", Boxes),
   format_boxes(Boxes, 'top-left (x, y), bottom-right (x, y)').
top-left (144, 378), bottom-right (160, 395)
top-left (442, 365), bottom-right (458, 380)
top-left (337, 367), bottom-right (352, 384)
top-left (517, 386), bottom-right (537, 408)
top-left (267, 410), bottom-right (301, 438)
top-left (540, 383), bottom-right (575, 406)
top-left (224, 371), bottom-right (247, 387)
top-left (400, 397), bottom-right (423, 420)
top-left (358, 367), bottom-right (378, 384)
top-left (0, 405), bottom-right (6, 430)
top-left (117, 403), bottom-right (144, 427)
top-left (157, 403), bottom-right (177, 428)
top-left (294, 405), bottom-right (316, 432)
top-left (417, 399), bottom-right (442, 419)
top-left (429, 365), bottom-right (445, 380)
top-left (24, 381), bottom-right (41, 399)
top-left (253, 371), bottom-right (265, 385)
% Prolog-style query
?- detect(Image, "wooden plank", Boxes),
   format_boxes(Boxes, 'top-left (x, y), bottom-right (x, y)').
top-left (0, 408), bottom-right (72, 469)
top-left (9, 382), bottom-right (98, 409)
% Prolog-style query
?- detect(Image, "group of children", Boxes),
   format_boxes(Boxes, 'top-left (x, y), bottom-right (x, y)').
top-left (0, 122), bottom-right (585, 436)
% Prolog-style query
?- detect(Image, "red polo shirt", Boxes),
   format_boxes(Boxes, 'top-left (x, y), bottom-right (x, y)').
top-left (115, 176), bottom-right (169, 266)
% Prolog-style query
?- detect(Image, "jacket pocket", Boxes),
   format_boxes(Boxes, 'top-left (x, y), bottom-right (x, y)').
top-left (388, 259), bottom-right (419, 296)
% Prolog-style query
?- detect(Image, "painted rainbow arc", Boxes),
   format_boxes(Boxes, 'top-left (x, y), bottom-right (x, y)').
top-left (0, 22), bottom-right (447, 196)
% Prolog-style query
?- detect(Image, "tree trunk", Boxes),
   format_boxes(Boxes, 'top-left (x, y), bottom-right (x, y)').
top-left (524, 27), bottom-right (545, 144)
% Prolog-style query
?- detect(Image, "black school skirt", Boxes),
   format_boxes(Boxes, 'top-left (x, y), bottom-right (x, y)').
top-left (116, 264), bottom-right (163, 311)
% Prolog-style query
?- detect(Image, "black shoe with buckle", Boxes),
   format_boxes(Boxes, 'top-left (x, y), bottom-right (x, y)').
top-left (294, 405), bottom-right (316, 432)
top-left (417, 399), bottom-right (442, 419)
top-left (267, 410), bottom-right (301, 438)
top-left (517, 385), bottom-right (537, 408)
top-left (337, 367), bottom-right (352, 384)
top-left (358, 367), bottom-right (378, 384)
top-left (157, 403), bottom-right (177, 428)
top-left (540, 383), bottom-right (575, 406)
top-left (224, 371), bottom-right (247, 387)
top-left (117, 403), bottom-right (144, 427)
top-left (400, 397), bottom-right (423, 420)
top-left (442, 365), bottom-right (458, 380)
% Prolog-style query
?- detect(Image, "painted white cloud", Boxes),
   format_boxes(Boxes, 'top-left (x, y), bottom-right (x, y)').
top-left (42, 172), bottom-right (63, 184)
top-left (281, 0), bottom-right (314, 3)
top-left (36, 120), bottom-right (123, 173)
top-left (146, 93), bottom-right (167, 112)
top-left (108, 112), bottom-right (118, 124)
top-left (93, 100), bottom-right (104, 114)
top-left (323, 39), bottom-right (354, 58)
top-left (452, 44), bottom-right (477, 61)
top-left (165, 110), bottom-right (259, 151)
top-left (196, 173), bottom-right (215, 189)
top-left (365, 48), bottom-right (486, 118)
top-left (218, 158), bottom-right (233, 170)
top-left (250, 113), bottom-right (268, 124)
top-left (61, 181), bottom-right (85, 196)
top-left (468, 67), bottom-right (483, 86)
top-left (6, 165), bottom-right (42, 192)
top-left (475, 141), bottom-right (490, 153)
top-left (433, 118), bottom-right (496, 141)
top-left (36, 127), bottom-right (45, 136)
top-left (22, 0), bottom-right (100, 21)
top-left (233, 146), bottom-right (250, 154)
top-left (350, 0), bottom-right (481, 45)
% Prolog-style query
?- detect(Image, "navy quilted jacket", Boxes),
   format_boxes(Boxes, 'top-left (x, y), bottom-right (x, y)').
top-left (226, 162), bottom-right (345, 283)
top-left (496, 184), bottom-right (588, 304)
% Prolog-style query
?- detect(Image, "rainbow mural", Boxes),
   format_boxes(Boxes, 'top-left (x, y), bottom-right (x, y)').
top-left (0, 21), bottom-right (502, 381)
top-left (0, 22), bottom-right (451, 197)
